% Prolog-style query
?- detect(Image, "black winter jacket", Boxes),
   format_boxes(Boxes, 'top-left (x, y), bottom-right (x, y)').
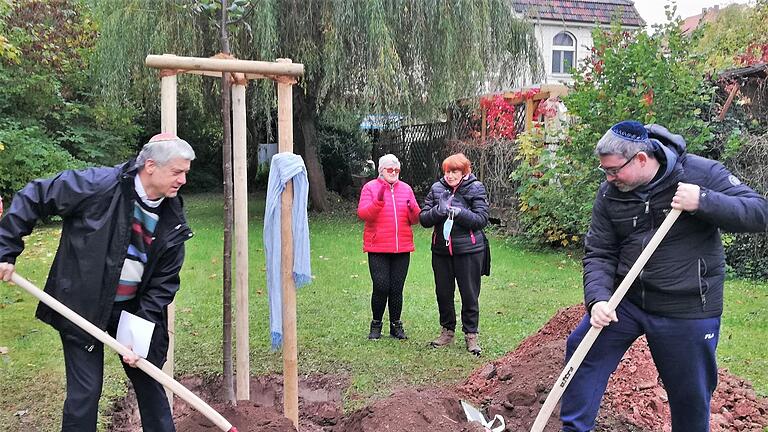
top-left (584, 125), bottom-right (768, 319)
top-left (420, 174), bottom-right (489, 255)
top-left (0, 161), bottom-right (193, 366)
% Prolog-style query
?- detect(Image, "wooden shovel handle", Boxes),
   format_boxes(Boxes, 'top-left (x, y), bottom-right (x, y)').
top-left (530, 208), bottom-right (682, 432)
top-left (9, 273), bottom-right (237, 432)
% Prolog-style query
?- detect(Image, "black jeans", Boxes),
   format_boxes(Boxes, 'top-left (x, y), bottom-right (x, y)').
top-left (368, 252), bottom-right (411, 322)
top-left (432, 251), bottom-right (484, 334)
top-left (60, 301), bottom-right (174, 432)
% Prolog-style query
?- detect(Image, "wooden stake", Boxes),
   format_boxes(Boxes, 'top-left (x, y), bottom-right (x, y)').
top-left (525, 98), bottom-right (534, 132)
top-left (146, 54), bottom-right (304, 77)
top-left (277, 58), bottom-right (299, 430)
top-left (159, 67), bottom-right (177, 410)
top-left (232, 77), bottom-right (250, 400)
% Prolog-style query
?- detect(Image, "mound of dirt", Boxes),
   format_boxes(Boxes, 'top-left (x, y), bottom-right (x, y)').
top-left (459, 305), bottom-right (768, 432)
top-left (109, 305), bottom-right (768, 432)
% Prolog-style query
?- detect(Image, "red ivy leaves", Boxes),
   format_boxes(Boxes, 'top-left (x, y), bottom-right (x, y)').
top-left (480, 95), bottom-right (517, 139)
top-left (642, 88), bottom-right (654, 107)
top-left (479, 88), bottom-right (541, 140)
top-left (736, 43), bottom-right (768, 66)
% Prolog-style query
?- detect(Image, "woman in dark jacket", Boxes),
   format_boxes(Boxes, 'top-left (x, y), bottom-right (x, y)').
top-left (420, 153), bottom-right (489, 355)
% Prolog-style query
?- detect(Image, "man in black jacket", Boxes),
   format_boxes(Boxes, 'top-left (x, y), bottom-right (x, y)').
top-left (0, 133), bottom-right (195, 432)
top-left (559, 121), bottom-right (768, 432)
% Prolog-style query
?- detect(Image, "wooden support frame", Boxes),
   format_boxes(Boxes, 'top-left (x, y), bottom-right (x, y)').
top-left (145, 53), bottom-right (304, 425)
top-left (276, 58), bottom-right (299, 429)
top-left (159, 70), bottom-right (178, 408)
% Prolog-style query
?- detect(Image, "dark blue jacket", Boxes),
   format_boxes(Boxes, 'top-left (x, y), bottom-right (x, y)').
top-left (584, 125), bottom-right (768, 319)
top-left (0, 161), bottom-right (193, 366)
top-left (420, 174), bottom-right (489, 255)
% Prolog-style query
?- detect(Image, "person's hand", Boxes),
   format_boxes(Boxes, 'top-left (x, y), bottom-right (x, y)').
top-left (121, 345), bottom-right (140, 368)
top-left (376, 185), bottom-right (386, 202)
top-left (589, 301), bottom-right (618, 328)
top-left (437, 191), bottom-right (451, 216)
top-left (0, 262), bottom-right (15, 282)
top-left (450, 207), bottom-right (461, 217)
top-left (671, 182), bottom-right (700, 212)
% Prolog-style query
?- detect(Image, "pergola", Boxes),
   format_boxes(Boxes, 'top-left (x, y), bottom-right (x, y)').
top-left (145, 54), bottom-right (305, 428)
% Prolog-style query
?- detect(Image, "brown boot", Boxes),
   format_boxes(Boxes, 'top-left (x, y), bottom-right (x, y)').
top-left (465, 333), bottom-right (481, 355)
top-left (430, 327), bottom-right (455, 347)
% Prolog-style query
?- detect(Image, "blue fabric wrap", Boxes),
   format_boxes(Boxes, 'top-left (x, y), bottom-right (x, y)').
top-left (263, 153), bottom-right (312, 350)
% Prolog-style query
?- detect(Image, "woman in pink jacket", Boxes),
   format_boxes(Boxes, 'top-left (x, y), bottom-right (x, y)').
top-left (357, 154), bottom-right (421, 340)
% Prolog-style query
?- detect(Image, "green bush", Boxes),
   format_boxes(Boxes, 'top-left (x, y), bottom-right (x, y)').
top-left (512, 20), bottom-right (715, 248)
top-left (317, 108), bottom-right (372, 198)
top-left (0, 120), bottom-right (84, 198)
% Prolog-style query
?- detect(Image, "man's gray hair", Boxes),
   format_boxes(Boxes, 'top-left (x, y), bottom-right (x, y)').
top-left (378, 154), bottom-right (400, 175)
top-left (136, 136), bottom-right (196, 167)
top-left (595, 129), bottom-right (655, 159)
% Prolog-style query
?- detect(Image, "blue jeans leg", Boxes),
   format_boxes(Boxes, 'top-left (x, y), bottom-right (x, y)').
top-left (645, 314), bottom-right (720, 432)
top-left (560, 302), bottom-right (642, 432)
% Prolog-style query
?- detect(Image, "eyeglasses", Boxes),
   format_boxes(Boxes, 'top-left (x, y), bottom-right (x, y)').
top-left (384, 167), bottom-right (401, 174)
top-left (598, 153), bottom-right (638, 177)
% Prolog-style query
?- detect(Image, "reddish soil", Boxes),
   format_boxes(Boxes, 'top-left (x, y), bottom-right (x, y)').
top-left (109, 305), bottom-right (768, 432)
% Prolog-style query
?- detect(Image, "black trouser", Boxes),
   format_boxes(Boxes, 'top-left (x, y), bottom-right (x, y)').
top-left (432, 251), bottom-right (483, 334)
top-left (60, 301), bottom-right (174, 432)
top-left (368, 252), bottom-right (411, 322)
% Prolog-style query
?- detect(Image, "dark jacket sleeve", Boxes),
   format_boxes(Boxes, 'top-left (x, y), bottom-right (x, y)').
top-left (453, 182), bottom-right (490, 230)
top-left (693, 159), bottom-right (768, 233)
top-left (0, 168), bottom-right (111, 263)
top-left (419, 184), bottom-right (445, 228)
top-left (583, 185), bottom-right (620, 310)
top-left (136, 244), bottom-right (184, 326)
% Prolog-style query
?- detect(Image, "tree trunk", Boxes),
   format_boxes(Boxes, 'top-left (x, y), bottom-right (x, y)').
top-left (294, 90), bottom-right (328, 211)
top-left (219, 0), bottom-right (235, 406)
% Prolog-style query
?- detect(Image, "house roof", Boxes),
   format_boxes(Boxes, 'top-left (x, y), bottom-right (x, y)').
top-left (680, 4), bottom-right (745, 35)
top-left (512, 0), bottom-right (645, 27)
top-left (719, 63), bottom-right (768, 81)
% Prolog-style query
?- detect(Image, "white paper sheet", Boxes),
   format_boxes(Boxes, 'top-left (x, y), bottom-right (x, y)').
top-left (116, 310), bottom-right (155, 358)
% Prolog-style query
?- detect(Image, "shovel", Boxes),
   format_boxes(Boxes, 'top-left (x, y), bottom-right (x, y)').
top-left (7, 272), bottom-right (238, 432)
top-left (530, 208), bottom-right (682, 432)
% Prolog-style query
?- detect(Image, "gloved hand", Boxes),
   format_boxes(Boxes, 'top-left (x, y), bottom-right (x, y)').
top-left (376, 185), bottom-right (386, 202)
top-left (437, 191), bottom-right (451, 216)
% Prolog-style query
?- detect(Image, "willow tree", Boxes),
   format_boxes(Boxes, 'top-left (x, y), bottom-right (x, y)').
top-left (90, 0), bottom-right (540, 210)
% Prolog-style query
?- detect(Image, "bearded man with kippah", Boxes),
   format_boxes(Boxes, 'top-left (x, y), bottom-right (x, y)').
top-left (560, 121), bottom-right (768, 432)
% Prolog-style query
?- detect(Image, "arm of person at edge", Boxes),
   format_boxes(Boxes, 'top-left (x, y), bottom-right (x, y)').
top-left (0, 169), bottom-right (105, 281)
top-left (357, 180), bottom-right (386, 222)
top-left (451, 182), bottom-right (490, 231)
top-left (679, 163), bottom-right (768, 232)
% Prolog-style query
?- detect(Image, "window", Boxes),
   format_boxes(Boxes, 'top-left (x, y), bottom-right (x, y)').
top-left (552, 32), bottom-right (575, 74)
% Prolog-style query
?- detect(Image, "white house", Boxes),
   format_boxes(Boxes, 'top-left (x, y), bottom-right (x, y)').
top-left (512, 0), bottom-right (645, 84)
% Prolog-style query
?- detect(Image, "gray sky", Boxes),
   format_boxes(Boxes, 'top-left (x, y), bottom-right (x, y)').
top-left (633, 0), bottom-right (755, 28)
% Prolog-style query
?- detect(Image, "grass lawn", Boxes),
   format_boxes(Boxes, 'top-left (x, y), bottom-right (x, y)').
top-left (1, 193), bottom-right (766, 431)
